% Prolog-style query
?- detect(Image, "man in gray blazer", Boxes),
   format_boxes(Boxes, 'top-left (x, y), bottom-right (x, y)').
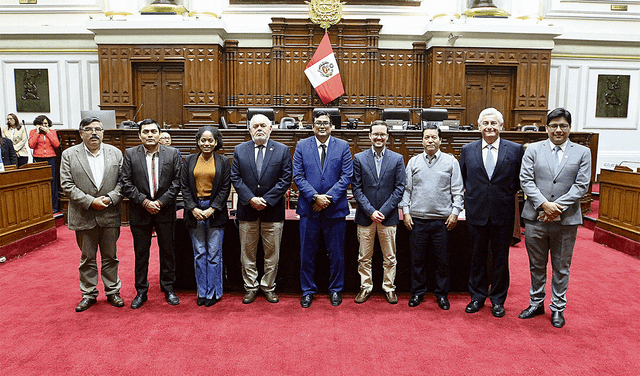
top-left (352, 120), bottom-right (405, 304)
top-left (61, 117), bottom-right (124, 312)
top-left (519, 107), bottom-right (591, 328)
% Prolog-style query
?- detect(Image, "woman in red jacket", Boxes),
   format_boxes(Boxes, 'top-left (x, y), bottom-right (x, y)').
top-left (28, 115), bottom-right (60, 213)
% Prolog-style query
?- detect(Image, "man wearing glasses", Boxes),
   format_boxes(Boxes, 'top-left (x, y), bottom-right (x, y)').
top-left (61, 117), bottom-right (125, 312)
top-left (519, 107), bottom-right (591, 328)
top-left (293, 110), bottom-right (353, 308)
top-left (459, 108), bottom-right (524, 318)
top-left (121, 119), bottom-right (182, 309)
top-left (351, 120), bottom-right (405, 304)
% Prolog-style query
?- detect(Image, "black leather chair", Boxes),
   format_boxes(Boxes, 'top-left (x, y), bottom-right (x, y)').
top-left (420, 108), bottom-right (448, 129)
top-left (313, 107), bottom-right (341, 129)
top-left (279, 117), bottom-right (297, 129)
top-left (382, 108), bottom-right (411, 129)
top-left (246, 108), bottom-right (275, 128)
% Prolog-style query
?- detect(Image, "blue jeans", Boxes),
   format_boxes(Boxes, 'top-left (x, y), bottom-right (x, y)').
top-left (188, 199), bottom-right (224, 300)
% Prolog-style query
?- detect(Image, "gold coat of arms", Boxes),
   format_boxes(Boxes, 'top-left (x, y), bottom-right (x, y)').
top-left (306, 0), bottom-right (345, 30)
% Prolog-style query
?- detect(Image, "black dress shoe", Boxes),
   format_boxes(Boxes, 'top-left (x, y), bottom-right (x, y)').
top-left (205, 297), bottom-right (217, 307)
top-left (107, 293), bottom-right (124, 307)
top-left (196, 297), bottom-right (206, 306)
top-left (330, 292), bottom-right (342, 306)
top-left (437, 296), bottom-right (450, 310)
top-left (300, 294), bottom-right (314, 308)
top-left (492, 304), bottom-right (506, 318)
top-left (518, 305), bottom-right (545, 319)
top-left (408, 294), bottom-right (423, 307)
top-left (551, 311), bottom-right (565, 328)
top-left (75, 297), bottom-right (96, 312)
top-left (465, 300), bottom-right (484, 313)
top-left (130, 293), bottom-right (148, 309)
top-left (165, 291), bottom-right (179, 305)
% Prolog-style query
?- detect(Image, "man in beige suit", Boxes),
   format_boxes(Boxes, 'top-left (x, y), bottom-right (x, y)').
top-left (60, 116), bottom-right (124, 312)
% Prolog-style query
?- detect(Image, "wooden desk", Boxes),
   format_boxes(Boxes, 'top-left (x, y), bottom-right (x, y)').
top-left (0, 163), bottom-right (55, 247)
top-left (596, 169), bottom-right (640, 242)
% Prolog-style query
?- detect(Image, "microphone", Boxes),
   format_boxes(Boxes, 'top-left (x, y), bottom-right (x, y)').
top-left (120, 102), bottom-right (144, 129)
top-left (132, 102), bottom-right (144, 122)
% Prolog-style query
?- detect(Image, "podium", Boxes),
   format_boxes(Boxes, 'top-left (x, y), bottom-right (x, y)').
top-left (596, 169), bottom-right (640, 243)
top-left (0, 162), bottom-right (56, 258)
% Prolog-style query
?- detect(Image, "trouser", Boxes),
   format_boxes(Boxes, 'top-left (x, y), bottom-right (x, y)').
top-left (356, 222), bottom-right (397, 292)
top-left (239, 219), bottom-right (283, 293)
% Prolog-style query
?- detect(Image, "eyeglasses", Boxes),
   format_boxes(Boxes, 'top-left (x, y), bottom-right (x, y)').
top-left (371, 133), bottom-right (387, 138)
top-left (314, 121), bottom-right (331, 127)
top-left (82, 127), bottom-right (103, 133)
top-left (547, 123), bottom-right (570, 130)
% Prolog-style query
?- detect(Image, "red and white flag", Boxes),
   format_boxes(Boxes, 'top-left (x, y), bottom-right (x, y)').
top-left (305, 32), bottom-right (344, 105)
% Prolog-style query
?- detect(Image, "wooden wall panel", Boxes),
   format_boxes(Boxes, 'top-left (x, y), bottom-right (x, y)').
top-left (378, 50), bottom-right (415, 108)
top-left (235, 49), bottom-right (272, 109)
top-left (99, 45), bottom-right (133, 120)
top-left (597, 170), bottom-right (640, 242)
top-left (281, 48), bottom-right (312, 107)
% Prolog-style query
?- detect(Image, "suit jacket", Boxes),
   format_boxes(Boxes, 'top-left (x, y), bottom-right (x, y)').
top-left (292, 135), bottom-right (353, 219)
top-left (1, 138), bottom-right (17, 166)
top-left (459, 138), bottom-right (524, 226)
top-left (230, 139), bottom-right (292, 222)
top-left (181, 152), bottom-right (231, 229)
top-left (520, 139), bottom-right (591, 226)
top-left (352, 148), bottom-right (405, 227)
top-left (60, 143), bottom-right (123, 231)
top-left (121, 144), bottom-right (182, 225)
top-left (1, 124), bottom-right (29, 157)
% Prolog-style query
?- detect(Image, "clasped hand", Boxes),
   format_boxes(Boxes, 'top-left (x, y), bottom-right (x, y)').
top-left (312, 194), bottom-right (332, 212)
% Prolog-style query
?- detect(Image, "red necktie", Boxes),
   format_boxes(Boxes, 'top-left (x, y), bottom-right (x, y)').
top-left (151, 153), bottom-right (157, 198)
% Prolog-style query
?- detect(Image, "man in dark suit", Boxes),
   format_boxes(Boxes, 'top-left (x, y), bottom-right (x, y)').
top-left (293, 110), bottom-right (353, 308)
top-left (459, 108), bottom-right (524, 318)
top-left (518, 107), bottom-right (591, 328)
top-left (60, 117), bottom-right (124, 312)
top-left (230, 114), bottom-right (292, 304)
top-left (121, 119), bottom-right (182, 309)
top-left (352, 120), bottom-right (405, 304)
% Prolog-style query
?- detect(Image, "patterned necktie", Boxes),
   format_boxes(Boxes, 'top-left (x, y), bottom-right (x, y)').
top-left (256, 145), bottom-right (264, 178)
top-left (554, 145), bottom-right (561, 174)
top-left (320, 144), bottom-right (327, 168)
top-left (485, 144), bottom-right (495, 179)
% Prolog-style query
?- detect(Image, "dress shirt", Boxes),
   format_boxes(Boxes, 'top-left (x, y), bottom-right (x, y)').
top-left (254, 141), bottom-right (267, 161)
top-left (481, 137), bottom-right (500, 165)
top-left (84, 144), bottom-right (105, 189)
top-left (371, 146), bottom-right (385, 178)
top-left (549, 139), bottom-right (568, 166)
top-left (315, 136), bottom-right (330, 161)
top-left (144, 148), bottom-right (159, 199)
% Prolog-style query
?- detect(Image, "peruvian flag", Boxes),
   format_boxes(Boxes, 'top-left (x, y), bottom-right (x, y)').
top-left (305, 32), bottom-right (344, 105)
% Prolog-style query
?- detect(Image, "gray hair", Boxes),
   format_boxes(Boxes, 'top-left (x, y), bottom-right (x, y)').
top-left (477, 108), bottom-right (504, 125)
top-left (249, 114), bottom-right (272, 128)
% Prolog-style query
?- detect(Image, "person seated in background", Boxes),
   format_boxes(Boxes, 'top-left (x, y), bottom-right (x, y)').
top-left (2, 113), bottom-right (29, 167)
top-left (28, 115), bottom-right (60, 213)
top-left (0, 126), bottom-right (18, 168)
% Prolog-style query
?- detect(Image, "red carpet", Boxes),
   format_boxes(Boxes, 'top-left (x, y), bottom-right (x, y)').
top-left (1, 225), bottom-right (639, 375)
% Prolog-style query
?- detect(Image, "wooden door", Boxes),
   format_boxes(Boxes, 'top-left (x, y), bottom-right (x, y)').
top-left (134, 64), bottom-right (184, 127)
top-left (465, 66), bottom-right (515, 129)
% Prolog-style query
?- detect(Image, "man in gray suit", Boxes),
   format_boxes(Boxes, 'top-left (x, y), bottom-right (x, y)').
top-left (61, 117), bottom-right (124, 312)
top-left (352, 120), bottom-right (405, 304)
top-left (518, 107), bottom-right (591, 328)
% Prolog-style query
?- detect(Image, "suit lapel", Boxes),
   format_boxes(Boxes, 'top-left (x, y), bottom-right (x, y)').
top-left (366, 149), bottom-right (379, 183)
top-left (76, 146), bottom-right (97, 189)
top-left (472, 141), bottom-right (488, 178)
top-left (137, 145), bottom-right (150, 194)
top-left (158, 145), bottom-right (165, 186)
top-left (261, 139), bottom-right (275, 179)
top-left (311, 136), bottom-right (323, 173)
top-left (494, 139), bottom-right (508, 175)
top-left (541, 140), bottom-right (557, 177)
top-left (556, 140), bottom-right (573, 176)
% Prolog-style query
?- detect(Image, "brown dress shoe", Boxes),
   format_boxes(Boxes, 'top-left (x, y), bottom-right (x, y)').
top-left (243, 290), bottom-right (257, 304)
top-left (107, 294), bottom-right (124, 307)
top-left (385, 291), bottom-right (398, 304)
top-left (354, 289), bottom-right (371, 304)
top-left (264, 291), bottom-right (279, 303)
top-left (75, 297), bottom-right (96, 312)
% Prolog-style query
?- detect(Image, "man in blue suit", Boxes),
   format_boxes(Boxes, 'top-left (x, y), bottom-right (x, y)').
top-left (293, 110), bottom-right (353, 308)
top-left (352, 120), bottom-right (405, 304)
top-left (230, 114), bottom-right (292, 304)
top-left (518, 107), bottom-right (591, 328)
top-left (459, 108), bottom-right (524, 318)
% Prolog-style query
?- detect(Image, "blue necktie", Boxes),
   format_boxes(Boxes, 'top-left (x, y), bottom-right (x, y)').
top-left (485, 145), bottom-right (495, 179)
top-left (256, 145), bottom-right (264, 178)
